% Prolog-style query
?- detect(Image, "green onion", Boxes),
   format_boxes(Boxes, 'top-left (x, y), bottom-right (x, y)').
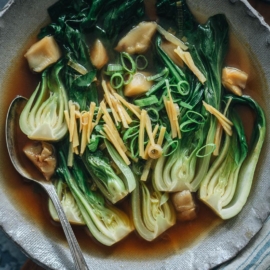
top-left (136, 55), bottom-right (148, 70)
top-left (123, 72), bottom-right (133, 85)
top-left (67, 60), bottom-right (88, 75)
top-left (186, 111), bottom-right (206, 124)
top-left (122, 125), bottom-right (140, 142)
top-left (163, 140), bottom-right (179, 156)
top-left (120, 52), bottom-right (136, 74)
top-left (110, 73), bottom-right (124, 89)
top-left (146, 67), bottom-right (169, 81)
top-left (146, 108), bottom-right (159, 122)
top-left (130, 135), bottom-right (139, 158)
top-left (146, 78), bottom-right (166, 96)
top-left (177, 81), bottom-right (190, 96)
top-left (196, 143), bottom-right (216, 158)
top-left (180, 120), bottom-right (197, 132)
top-left (179, 101), bottom-right (193, 110)
top-left (87, 134), bottom-right (101, 152)
top-left (105, 64), bottom-right (124, 75)
top-left (134, 95), bottom-right (159, 107)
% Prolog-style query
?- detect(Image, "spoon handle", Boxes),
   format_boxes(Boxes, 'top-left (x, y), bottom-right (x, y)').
top-left (44, 182), bottom-right (89, 270)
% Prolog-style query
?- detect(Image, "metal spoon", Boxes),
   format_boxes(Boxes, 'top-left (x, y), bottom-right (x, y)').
top-left (5, 96), bottom-right (89, 270)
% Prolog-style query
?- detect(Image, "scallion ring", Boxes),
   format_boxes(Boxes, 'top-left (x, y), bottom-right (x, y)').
top-left (186, 111), bottom-right (206, 124)
top-left (177, 81), bottom-right (190, 96)
top-left (180, 120), bottom-right (197, 133)
top-left (196, 143), bottom-right (216, 158)
top-left (123, 72), bottom-right (133, 85)
top-left (163, 140), bottom-right (179, 157)
top-left (136, 55), bottom-right (148, 70)
top-left (130, 135), bottom-right (140, 158)
top-left (120, 52), bottom-right (136, 74)
top-left (110, 73), bottom-right (124, 89)
top-left (146, 107), bottom-right (159, 122)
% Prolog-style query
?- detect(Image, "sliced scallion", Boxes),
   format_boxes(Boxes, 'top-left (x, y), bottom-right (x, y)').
top-left (134, 95), bottom-right (159, 107)
top-left (105, 64), bottom-right (124, 75)
top-left (186, 111), bottom-right (206, 124)
top-left (110, 73), bottom-right (124, 89)
top-left (120, 52), bottom-right (136, 74)
top-left (136, 55), bottom-right (148, 70)
top-left (146, 67), bottom-right (169, 81)
top-left (177, 81), bottom-right (190, 96)
top-left (146, 78), bottom-right (166, 96)
top-left (196, 143), bottom-right (216, 158)
top-left (163, 139), bottom-right (179, 156)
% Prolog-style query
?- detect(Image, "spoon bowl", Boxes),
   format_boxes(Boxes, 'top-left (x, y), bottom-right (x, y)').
top-left (5, 95), bottom-right (89, 270)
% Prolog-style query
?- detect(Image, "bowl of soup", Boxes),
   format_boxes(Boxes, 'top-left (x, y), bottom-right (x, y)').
top-left (0, 0), bottom-right (270, 269)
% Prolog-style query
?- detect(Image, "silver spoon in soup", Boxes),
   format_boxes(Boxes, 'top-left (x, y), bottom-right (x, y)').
top-left (6, 95), bottom-right (89, 270)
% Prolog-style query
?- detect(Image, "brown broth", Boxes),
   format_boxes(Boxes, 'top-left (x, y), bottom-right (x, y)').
top-left (0, 17), bottom-right (264, 260)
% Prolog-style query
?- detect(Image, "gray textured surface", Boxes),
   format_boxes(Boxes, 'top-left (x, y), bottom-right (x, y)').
top-left (0, 0), bottom-right (270, 269)
top-left (0, 228), bottom-right (27, 270)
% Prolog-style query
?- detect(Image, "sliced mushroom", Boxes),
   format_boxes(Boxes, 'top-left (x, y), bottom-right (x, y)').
top-left (90, 39), bottom-right (109, 70)
top-left (115, 21), bottom-right (157, 54)
top-left (171, 190), bottom-right (198, 221)
top-left (222, 67), bottom-right (248, 96)
top-left (24, 36), bottom-right (62, 72)
top-left (124, 72), bottom-right (153, 97)
top-left (23, 141), bottom-right (57, 180)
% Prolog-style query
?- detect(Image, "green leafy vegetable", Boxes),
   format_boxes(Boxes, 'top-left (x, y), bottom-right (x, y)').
top-left (82, 141), bottom-right (136, 204)
top-left (19, 61), bottom-right (68, 141)
top-left (199, 95), bottom-right (266, 219)
top-left (131, 177), bottom-right (176, 241)
top-left (48, 178), bottom-right (85, 225)
top-left (58, 152), bottom-right (134, 246)
top-left (153, 14), bottom-right (229, 192)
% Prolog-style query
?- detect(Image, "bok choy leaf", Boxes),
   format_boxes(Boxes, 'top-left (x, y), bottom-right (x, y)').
top-left (48, 178), bottom-right (85, 225)
top-left (19, 61), bottom-right (68, 141)
top-left (199, 95), bottom-right (266, 219)
top-left (153, 14), bottom-right (229, 192)
top-left (58, 151), bottom-right (134, 246)
top-left (82, 140), bottom-right (136, 204)
top-left (131, 178), bottom-right (176, 241)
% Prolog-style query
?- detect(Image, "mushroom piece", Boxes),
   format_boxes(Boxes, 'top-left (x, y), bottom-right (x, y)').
top-left (222, 67), bottom-right (248, 96)
top-left (24, 36), bottom-right (62, 72)
top-left (115, 21), bottom-right (157, 54)
top-left (90, 39), bottom-right (109, 70)
top-left (23, 141), bottom-right (57, 180)
top-left (124, 72), bottom-right (153, 97)
top-left (171, 190), bottom-right (198, 221)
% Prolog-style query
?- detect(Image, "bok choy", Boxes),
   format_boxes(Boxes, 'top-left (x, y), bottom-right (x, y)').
top-left (153, 14), bottom-right (229, 192)
top-left (131, 177), bottom-right (176, 241)
top-left (19, 61), bottom-right (68, 141)
top-left (199, 95), bottom-right (266, 219)
top-left (48, 178), bottom-right (85, 225)
top-left (82, 140), bottom-right (136, 204)
top-left (58, 151), bottom-right (134, 246)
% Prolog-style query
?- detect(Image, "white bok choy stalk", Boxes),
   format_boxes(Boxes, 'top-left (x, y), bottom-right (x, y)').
top-left (153, 15), bottom-right (229, 193)
top-left (48, 178), bottom-right (85, 225)
top-left (82, 140), bottom-right (136, 204)
top-left (19, 61), bottom-right (68, 141)
top-left (58, 151), bottom-right (134, 246)
top-left (199, 95), bottom-right (266, 219)
top-left (131, 177), bottom-right (176, 241)
top-left (153, 127), bottom-right (205, 192)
